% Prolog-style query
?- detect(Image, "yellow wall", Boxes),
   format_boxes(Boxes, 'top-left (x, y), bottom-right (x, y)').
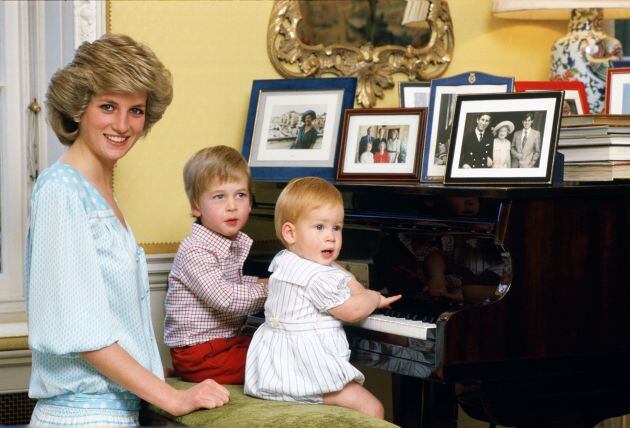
top-left (109, 0), bottom-right (567, 245)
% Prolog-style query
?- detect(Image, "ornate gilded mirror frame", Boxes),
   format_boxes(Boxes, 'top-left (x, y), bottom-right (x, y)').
top-left (267, 0), bottom-right (454, 108)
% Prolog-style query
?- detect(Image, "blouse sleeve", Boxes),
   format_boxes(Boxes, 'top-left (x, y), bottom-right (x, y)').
top-left (26, 181), bottom-right (119, 354)
top-left (304, 269), bottom-right (351, 312)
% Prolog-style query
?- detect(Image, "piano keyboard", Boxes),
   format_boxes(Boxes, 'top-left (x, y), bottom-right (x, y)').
top-left (349, 314), bottom-right (436, 340)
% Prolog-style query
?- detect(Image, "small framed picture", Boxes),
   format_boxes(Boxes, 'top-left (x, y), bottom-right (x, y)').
top-left (422, 72), bottom-right (514, 182)
top-left (605, 67), bottom-right (630, 114)
top-left (336, 108), bottom-right (427, 183)
top-left (515, 80), bottom-right (589, 115)
top-left (399, 82), bottom-right (431, 108)
top-left (242, 77), bottom-right (357, 181)
top-left (444, 91), bottom-right (563, 185)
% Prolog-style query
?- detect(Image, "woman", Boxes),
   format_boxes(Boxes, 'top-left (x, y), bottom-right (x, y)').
top-left (386, 129), bottom-right (401, 163)
top-left (290, 110), bottom-right (318, 149)
top-left (26, 34), bottom-right (229, 426)
top-left (491, 120), bottom-right (514, 169)
top-left (359, 141), bottom-right (374, 163)
top-left (373, 140), bottom-right (390, 163)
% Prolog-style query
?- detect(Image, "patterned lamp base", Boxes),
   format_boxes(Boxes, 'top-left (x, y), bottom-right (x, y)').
top-left (550, 8), bottom-right (623, 114)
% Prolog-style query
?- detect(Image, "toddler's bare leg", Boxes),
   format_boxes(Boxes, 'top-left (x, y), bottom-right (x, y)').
top-left (323, 381), bottom-right (384, 419)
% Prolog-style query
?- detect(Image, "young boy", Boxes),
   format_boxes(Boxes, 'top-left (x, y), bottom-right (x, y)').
top-left (164, 145), bottom-right (268, 384)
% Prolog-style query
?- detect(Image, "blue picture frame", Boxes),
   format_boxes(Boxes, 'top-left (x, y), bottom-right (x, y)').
top-left (421, 71), bottom-right (514, 182)
top-left (611, 60), bottom-right (630, 68)
top-left (242, 77), bottom-right (357, 182)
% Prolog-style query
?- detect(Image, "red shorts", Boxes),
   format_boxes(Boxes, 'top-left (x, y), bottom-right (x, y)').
top-left (170, 336), bottom-right (251, 384)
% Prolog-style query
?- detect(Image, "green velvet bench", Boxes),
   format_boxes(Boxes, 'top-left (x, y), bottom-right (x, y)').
top-left (147, 379), bottom-right (398, 427)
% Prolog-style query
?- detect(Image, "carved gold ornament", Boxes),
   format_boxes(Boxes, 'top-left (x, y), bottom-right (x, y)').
top-left (267, 0), bottom-right (454, 108)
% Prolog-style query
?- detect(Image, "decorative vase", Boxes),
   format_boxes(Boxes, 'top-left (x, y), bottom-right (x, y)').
top-left (550, 8), bottom-right (623, 114)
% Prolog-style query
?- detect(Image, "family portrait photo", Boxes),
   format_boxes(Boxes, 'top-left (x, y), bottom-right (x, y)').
top-left (445, 92), bottom-right (563, 185)
top-left (337, 108), bottom-right (427, 183)
top-left (354, 125), bottom-right (410, 165)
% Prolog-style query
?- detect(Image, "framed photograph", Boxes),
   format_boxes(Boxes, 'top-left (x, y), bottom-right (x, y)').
top-left (444, 91), bottom-right (563, 185)
top-left (242, 77), bottom-right (357, 181)
top-left (336, 108), bottom-right (427, 183)
top-left (515, 80), bottom-right (589, 115)
top-left (422, 72), bottom-right (514, 182)
top-left (605, 67), bottom-right (630, 114)
top-left (399, 82), bottom-right (431, 108)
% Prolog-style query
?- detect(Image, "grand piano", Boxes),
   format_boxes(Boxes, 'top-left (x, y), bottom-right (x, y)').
top-left (243, 180), bottom-right (630, 428)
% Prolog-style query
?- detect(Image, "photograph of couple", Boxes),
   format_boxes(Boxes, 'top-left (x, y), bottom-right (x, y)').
top-left (458, 111), bottom-right (544, 169)
top-left (355, 125), bottom-right (409, 164)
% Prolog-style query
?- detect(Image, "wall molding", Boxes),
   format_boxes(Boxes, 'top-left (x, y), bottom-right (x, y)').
top-left (73, 0), bottom-right (106, 47)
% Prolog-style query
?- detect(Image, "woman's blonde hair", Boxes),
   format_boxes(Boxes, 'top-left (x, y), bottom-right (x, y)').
top-left (183, 145), bottom-right (252, 213)
top-left (45, 33), bottom-right (173, 146)
top-left (274, 177), bottom-right (344, 246)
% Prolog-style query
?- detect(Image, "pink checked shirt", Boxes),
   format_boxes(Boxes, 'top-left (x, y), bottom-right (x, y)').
top-left (164, 223), bottom-right (267, 347)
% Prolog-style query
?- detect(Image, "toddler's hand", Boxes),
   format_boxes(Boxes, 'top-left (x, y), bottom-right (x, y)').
top-left (378, 294), bottom-right (402, 309)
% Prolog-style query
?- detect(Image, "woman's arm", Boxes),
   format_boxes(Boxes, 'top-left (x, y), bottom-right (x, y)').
top-left (81, 343), bottom-right (229, 416)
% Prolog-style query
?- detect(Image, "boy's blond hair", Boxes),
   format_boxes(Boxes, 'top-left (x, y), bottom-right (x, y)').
top-left (183, 145), bottom-right (252, 213)
top-left (274, 177), bottom-right (344, 246)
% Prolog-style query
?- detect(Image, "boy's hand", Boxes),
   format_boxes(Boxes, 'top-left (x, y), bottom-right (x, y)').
top-left (258, 278), bottom-right (269, 285)
top-left (378, 294), bottom-right (402, 309)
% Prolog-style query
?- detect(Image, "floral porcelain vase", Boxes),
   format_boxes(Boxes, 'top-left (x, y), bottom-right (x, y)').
top-left (550, 8), bottom-right (623, 114)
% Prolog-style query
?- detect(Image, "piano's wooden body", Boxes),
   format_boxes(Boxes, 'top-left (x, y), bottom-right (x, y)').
top-left (244, 181), bottom-right (630, 428)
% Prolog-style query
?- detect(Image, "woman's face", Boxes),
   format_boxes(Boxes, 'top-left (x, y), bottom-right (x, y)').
top-left (379, 141), bottom-right (386, 152)
top-left (365, 142), bottom-right (373, 152)
top-left (498, 127), bottom-right (508, 139)
top-left (76, 91), bottom-right (147, 166)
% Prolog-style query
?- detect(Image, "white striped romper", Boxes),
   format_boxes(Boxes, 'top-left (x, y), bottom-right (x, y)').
top-left (244, 250), bottom-right (365, 404)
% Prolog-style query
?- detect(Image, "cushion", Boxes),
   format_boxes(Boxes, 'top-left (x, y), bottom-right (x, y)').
top-left (149, 378), bottom-right (398, 428)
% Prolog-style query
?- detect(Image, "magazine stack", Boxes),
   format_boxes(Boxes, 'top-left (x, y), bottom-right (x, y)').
top-left (558, 115), bottom-right (630, 181)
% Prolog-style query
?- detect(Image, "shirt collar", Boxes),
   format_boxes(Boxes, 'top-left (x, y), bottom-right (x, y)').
top-left (190, 222), bottom-right (252, 258)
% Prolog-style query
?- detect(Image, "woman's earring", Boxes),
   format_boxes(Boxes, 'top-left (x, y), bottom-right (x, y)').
top-left (73, 116), bottom-right (80, 123)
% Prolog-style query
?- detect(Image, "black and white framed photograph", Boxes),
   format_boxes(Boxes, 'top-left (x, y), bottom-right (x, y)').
top-left (399, 82), bottom-right (431, 108)
top-left (422, 72), bottom-right (514, 182)
top-left (242, 77), bottom-right (356, 181)
top-left (336, 108), bottom-right (427, 183)
top-left (444, 91), bottom-right (563, 185)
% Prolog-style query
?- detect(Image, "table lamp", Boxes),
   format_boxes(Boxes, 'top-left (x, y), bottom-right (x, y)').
top-left (493, 0), bottom-right (630, 113)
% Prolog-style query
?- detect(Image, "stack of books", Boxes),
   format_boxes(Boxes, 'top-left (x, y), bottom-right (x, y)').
top-left (557, 115), bottom-right (630, 181)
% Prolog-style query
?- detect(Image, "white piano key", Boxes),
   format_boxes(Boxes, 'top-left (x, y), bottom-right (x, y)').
top-left (349, 314), bottom-right (436, 340)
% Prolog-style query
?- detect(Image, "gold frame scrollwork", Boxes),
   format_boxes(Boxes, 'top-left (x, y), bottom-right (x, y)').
top-left (267, 0), bottom-right (454, 108)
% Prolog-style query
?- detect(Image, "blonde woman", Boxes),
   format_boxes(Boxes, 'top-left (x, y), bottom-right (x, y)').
top-left (26, 34), bottom-right (229, 426)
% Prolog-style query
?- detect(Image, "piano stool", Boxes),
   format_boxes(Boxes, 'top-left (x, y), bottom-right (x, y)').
top-left (143, 378), bottom-right (398, 428)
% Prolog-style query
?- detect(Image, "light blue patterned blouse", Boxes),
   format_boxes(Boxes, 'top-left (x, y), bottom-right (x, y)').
top-left (25, 162), bottom-right (164, 411)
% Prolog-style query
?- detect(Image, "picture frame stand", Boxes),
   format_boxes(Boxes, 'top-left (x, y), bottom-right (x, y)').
top-left (552, 152), bottom-right (564, 187)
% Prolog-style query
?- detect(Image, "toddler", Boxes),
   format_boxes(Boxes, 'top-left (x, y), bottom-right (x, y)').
top-left (244, 177), bottom-right (400, 418)
top-left (164, 145), bottom-right (268, 384)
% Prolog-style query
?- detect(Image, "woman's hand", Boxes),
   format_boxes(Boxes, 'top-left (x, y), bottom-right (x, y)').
top-left (168, 379), bottom-right (230, 416)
